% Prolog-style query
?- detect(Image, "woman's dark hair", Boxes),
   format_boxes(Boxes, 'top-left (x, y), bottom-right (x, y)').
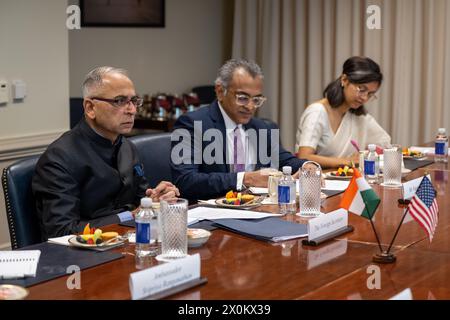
top-left (323, 56), bottom-right (383, 116)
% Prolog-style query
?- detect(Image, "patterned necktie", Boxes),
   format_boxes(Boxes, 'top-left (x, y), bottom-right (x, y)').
top-left (233, 126), bottom-right (246, 172)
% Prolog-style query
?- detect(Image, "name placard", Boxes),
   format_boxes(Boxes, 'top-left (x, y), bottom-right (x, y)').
top-left (129, 254), bottom-right (200, 300)
top-left (402, 174), bottom-right (431, 200)
top-left (308, 209), bottom-right (348, 242)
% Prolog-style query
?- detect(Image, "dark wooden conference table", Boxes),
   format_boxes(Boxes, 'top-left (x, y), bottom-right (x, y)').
top-left (26, 158), bottom-right (450, 300)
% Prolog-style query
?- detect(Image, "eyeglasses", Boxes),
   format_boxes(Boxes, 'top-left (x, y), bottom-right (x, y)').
top-left (353, 84), bottom-right (378, 102)
top-left (234, 93), bottom-right (267, 108)
top-left (90, 95), bottom-right (143, 108)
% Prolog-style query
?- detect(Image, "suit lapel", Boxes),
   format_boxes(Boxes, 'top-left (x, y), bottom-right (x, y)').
top-left (209, 101), bottom-right (230, 173)
top-left (208, 102), bottom-right (270, 172)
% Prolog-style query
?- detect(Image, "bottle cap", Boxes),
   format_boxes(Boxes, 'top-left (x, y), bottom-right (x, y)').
top-left (282, 166), bottom-right (292, 175)
top-left (368, 144), bottom-right (376, 151)
top-left (140, 197), bottom-right (153, 208)
top-left (438, 128), bottom-right (446, 134)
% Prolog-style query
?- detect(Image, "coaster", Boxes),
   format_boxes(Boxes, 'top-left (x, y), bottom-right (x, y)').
top-left (296, 211), bottom-right (323, 218)
top-left (155, 254), bottom-right (189, 263)
top-left (380, 182), bottom-right (402, 188)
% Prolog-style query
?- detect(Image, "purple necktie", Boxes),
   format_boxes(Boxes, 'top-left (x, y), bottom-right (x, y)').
top-left (233, 127), bottom-right (245, 172)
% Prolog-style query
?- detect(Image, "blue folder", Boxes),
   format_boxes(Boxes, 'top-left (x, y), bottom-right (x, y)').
top-left (212, 217), bottom-right (308, 242)
top-left (403, 158), bottom-right (434, 171)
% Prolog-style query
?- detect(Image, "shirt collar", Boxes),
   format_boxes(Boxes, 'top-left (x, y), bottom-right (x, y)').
top-left (218, 101), bottom-right (243, 131)
top-left (80, 117), bottom-right (122, 147)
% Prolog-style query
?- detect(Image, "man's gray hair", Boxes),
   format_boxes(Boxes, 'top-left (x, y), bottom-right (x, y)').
top-left (82, 66), bottom-right (129, 98)
top-left (215, 59), bottom-right (263, 92)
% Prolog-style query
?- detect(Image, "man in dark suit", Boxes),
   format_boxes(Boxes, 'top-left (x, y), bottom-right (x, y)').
top-left (171, 59), bottom-right (306, 200)
top-left (32, 66), bottom-right (179, 239)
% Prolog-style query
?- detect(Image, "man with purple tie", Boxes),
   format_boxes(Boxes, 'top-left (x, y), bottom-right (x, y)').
top-left (170, 59), bottom-right (307, 201)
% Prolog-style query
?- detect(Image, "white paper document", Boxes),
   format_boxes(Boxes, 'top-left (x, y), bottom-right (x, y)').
top-left (322, 180), bottom-right (350, 191)
top-left (188, 206), bottom-right (280, 221)
top-left (248, 187), bottom-right (269, 195)
top-left (248, 180), bottom-right (349, 194)
top-left (0, 250), bottom-right (41, 279)
top-left (188, 216), bottom-right (200, 226)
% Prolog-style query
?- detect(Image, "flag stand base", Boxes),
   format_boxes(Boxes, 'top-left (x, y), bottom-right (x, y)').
top-left (372, 252), bottom-right (396, 264)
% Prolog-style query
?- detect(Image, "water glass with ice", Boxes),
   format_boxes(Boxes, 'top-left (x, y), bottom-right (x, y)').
top-left (156, 198), bottom-right (188, 261)
top-left (298, 161), bottom-right (322, 217)
top-left (382, 144), bottom-right (403, 187)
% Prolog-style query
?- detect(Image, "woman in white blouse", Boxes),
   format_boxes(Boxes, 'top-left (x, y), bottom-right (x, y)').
top-left (295, 56), bottom-right (391, 168)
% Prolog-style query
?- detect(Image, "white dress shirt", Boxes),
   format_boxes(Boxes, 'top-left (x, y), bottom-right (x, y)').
top-left (295, 102), bottom-right (391, 156)
top-left (218, 102), bottom-right (256, 190)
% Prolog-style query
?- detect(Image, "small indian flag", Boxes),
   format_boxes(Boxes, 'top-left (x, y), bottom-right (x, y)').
top-left (340, 168), bottom-right (380, 219)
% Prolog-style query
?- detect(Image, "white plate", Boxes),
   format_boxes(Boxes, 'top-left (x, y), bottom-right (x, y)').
top-left (403, 154), bottom-right (426, 160)
top-left (325, 172), bottom-right (353, 180)
top-left (215, 196), bottom-right (263, 209)
top-left (68, 235), bottom-right (125, 249)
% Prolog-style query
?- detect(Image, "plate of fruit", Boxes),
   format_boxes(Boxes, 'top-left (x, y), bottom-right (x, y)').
top-left (402, 148), bottom-right (425, 159)
top-left (215, 191), bottom-right (263, 209)
top-left (68, 223), bottom-right (125, 249)
top-left (326, 166), bottom-right (354, 180)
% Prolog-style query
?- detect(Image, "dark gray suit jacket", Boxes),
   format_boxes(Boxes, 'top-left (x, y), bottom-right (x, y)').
top-left (32, 119), bottom-right (148, 239)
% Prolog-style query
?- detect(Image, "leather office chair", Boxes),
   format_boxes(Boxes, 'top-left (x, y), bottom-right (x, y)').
top-left (260, 117), bottom-right (279, 129)
top-left (1, 155), bottom-right (42, 249)
top-left (128, 133), bottom-right (173, 188)
top-left (70, 97), bottom-right (84, 129)
top-left (192, 85), bottom-right (216, 105)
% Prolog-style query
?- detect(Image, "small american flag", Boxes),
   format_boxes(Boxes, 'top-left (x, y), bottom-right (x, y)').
top-left (408, 176), bottom-right (439, 242)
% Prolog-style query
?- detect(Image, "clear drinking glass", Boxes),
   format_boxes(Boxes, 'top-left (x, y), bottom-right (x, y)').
top-left (382, 144), bottom-right (403, 187)
top-left (268, 173), bottom-right (282, 203)
top-left (156, 198), bottom-right (188, 262)
top-left (298, 161), bottom-right (322, 217)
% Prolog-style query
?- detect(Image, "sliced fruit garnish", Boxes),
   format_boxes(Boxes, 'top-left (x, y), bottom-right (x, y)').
top-left (83, 223), bottom-right (90, 235)
top-left (81, 234), bottom-right (94, 241)
top-left (225, 190), bottom-right (235, 199)
top-left (101, 232), bottom-right (119, 241)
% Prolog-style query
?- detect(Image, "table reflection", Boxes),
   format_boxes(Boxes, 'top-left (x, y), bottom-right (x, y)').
top-left (213, 235), bottom-right (264, 289)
